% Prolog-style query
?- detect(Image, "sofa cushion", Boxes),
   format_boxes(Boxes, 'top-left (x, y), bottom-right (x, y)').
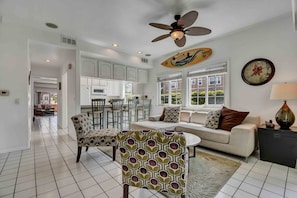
top-left (190, 112), bottom-right (208, 124)
top-left (175, 123), bottom-right (230, 144)
top-left (219, 106), bottom-right (249, 131)
top-left (205, 110), bottom-right (221, 129)
top-left (180, 111), bottom-right (191, 122)
top-left (164, 106), bottom-right (181, 123)
top-left (131, 121), bottom-right (180, 131)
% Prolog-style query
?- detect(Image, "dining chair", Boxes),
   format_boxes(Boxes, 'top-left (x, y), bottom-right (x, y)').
top-left (88, 98), bottom-right (105, 129)
top-left (123, 99), bottom-right (137, 129)
top-left (116, 130), bottom-right (188, 198)
top-left (71, 113), bottom-right (118, 162)
top-left (106, 99), bottom-right (124, 130)
top-left (136, 99), bottom-right (151, 121)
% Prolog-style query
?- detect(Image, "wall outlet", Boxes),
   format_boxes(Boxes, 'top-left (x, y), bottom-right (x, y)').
top-left (0, 90), bottom-right (9, 96)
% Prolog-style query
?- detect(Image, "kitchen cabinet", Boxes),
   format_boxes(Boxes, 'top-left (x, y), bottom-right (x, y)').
top-left (126, 67), bottom-right (137, 82)
top-left (113, 64), bottom-right (126, 80)
top-left (138, 69), bottom-right (148, 83)
top-left (98, 61), bottom-right (113, 79)
top-left (80, 85), bottom-right (91, 105)
top-left (81, 57), bottom-right (98, 77)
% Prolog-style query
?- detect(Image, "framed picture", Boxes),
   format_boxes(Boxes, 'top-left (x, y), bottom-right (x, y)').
top-left (241, 58), bottom-right (275, 86)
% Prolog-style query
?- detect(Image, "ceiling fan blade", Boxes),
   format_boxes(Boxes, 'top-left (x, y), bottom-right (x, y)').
top-left (175, 36), bottom-right (186, 47)
top-left (149, 23), bottom-right (172, 30)
top-left (185, 27), bottom-right (211, 35)
top-left (152, 34), bottom-right (170, 42)
top-left (177, 10), bottom-right (198, 28)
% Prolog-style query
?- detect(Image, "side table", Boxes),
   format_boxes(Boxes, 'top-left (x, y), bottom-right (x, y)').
top-left (258, 125), bottom-right (297, 168)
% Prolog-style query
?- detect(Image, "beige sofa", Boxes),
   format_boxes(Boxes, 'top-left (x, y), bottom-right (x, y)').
top-left (131, 111), bottom-right (260, 160)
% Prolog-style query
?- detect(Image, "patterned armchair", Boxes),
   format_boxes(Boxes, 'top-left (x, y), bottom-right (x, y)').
top-left (71, 113), bottom-right (118, 162)
top-left (117, 130), bottom-right (188, 198)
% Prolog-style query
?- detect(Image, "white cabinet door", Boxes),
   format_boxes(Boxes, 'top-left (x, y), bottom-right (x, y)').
top-left (113, 64), bottom-right (126, 80)
top-left (81, 57), bottom-right (98, 77)
top-left (98, 61), bottom-right (113, 79)
top-left (138, 69), bottom-right (148, 83)
top-left (80, 85), bottom-right (91, 105)
top-left (126, 67), bottom-right (138, 82)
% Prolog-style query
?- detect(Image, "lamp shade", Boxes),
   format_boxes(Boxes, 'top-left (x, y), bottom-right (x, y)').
top-left (270, 83), bottom-right (297, 100)
top-left (270, 82), bottom-right (297, 129)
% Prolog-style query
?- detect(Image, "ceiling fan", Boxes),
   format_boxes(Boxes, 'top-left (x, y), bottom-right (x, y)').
top-left (149, 10), bottom-right (211, 47)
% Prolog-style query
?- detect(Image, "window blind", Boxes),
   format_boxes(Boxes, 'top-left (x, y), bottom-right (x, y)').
top-left (157, 72), bottom-right (182, 82)
top-left (187, 62), bottom-right (227, 78)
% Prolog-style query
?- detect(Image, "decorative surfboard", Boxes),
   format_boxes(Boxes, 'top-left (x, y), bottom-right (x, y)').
top-left (161, 48), bottom-right (212, 68)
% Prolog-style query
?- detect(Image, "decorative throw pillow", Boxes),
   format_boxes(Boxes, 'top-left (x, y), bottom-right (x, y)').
top-left (159, 108), bottom-right (166, 121)
top-left (163, 106), bottom-right (181, 123)
top-left (204, 110), bottom-right (221, 129)
top-left (219, 106), bottom-right (249, 131)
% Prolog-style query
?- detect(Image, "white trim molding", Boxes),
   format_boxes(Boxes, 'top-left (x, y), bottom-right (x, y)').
top-left (293, 0), bottom-right (297, 31)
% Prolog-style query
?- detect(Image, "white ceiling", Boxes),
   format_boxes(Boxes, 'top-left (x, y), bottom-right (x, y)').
top-left (0, 0), bottom-right (294, 69)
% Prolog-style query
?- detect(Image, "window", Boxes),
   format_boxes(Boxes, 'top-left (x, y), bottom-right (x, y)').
top-left (158, 73), bottom-right (182, 105)
top-left (124, 82), bottom-right (133, 99)
top-left (208, 76), bottom-right (222, 85)
top-left (187, 63), bottom-right (227, 106)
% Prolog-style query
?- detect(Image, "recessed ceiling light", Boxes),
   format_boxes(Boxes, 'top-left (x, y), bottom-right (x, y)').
top-left (112, 43), bottom-right (119, 47)
top-left (137, 51), bottom-right (143, 54)
top-left (45, 59), bottom-right (51, 63)
top-left (45, 22), bottom-right (58, 29)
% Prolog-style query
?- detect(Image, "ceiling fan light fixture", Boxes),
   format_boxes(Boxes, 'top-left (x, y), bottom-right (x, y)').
top-left (170, 30), bottom-right (184, 40)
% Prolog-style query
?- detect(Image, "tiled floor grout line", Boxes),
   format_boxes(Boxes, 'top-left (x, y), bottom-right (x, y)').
top-left (39, 129), bottom-right (63, 197)
top-left (12, 151), bottom-right (23, 197)
top-left (232, 159), bottom-right (258, 197)
top-left (0, 153), bottom-right (9, 175)
top-left (283, 168), bottom-right (290, 198)
top-left (39, 118), bottom-right (110, 198)
top-left (38, 118), bottom-right (83, 198)
top-left (33, 136), bottom-right (38, 198)
top-left (257, 163), bottom-right (273, 197)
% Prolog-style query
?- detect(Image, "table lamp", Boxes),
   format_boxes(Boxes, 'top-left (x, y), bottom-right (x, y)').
top-left (270, 82), bottom-right (297, 129)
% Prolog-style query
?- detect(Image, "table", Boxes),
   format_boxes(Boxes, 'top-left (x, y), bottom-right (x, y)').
top-left (183, 132), bottom-right (201, 158)
top-left (258, 125), bottom-right (297, 168)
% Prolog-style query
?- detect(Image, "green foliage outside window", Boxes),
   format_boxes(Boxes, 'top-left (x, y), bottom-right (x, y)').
top-left (51, 94), bottom-right (58, 104)
top-left (191, 90), bottom-right (224, 105)
top-left (160, 93), bottom-right (182, 104)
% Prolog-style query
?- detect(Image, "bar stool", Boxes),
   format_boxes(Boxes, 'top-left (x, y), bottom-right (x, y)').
top-left (88, 99), bottom-right (105, 129)
top-left (123, 99), bottom-right (137, 129)
top-left (136, 99), bottom-right (151, 121)
top-left (106, 99), bottom-right (124, 130)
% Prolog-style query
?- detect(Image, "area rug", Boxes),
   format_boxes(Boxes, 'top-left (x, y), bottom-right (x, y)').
top-left (98, 147), bottom-right (240, 198)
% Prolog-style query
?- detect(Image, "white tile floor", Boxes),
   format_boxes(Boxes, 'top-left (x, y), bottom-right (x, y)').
top-left (0, 115), bottom-right (297, 198)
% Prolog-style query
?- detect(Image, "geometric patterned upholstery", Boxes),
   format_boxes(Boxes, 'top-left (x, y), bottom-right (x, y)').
top-left (163, 106), bottom-right (181, 123)
top-left (71, 113), bottom-right (119, 162)
top-left (204, 110), bottom-right (221, 129)
top-left (116, 130), bottom-right (188, 198)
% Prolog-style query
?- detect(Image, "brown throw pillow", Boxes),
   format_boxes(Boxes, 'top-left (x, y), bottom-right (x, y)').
top-left (159, 108), bottom-right (166, 121)
top-left (219, 106), bottom-right (249, 131)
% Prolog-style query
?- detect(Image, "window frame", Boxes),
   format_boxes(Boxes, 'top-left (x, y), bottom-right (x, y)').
top-left (158, 78), bottom-right (182, 106)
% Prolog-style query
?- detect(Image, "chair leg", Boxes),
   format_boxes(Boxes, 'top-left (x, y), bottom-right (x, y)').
top-left (92, 113), bottom-right (95, 129)
top-left (76, 146), bottom-right (82, 163)
top-left (86, 146), bottom-right (89, 152)
top-left (112, 146), bottom-right (116, 161)
top-left (123, 184), bottom-right (129, 198)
